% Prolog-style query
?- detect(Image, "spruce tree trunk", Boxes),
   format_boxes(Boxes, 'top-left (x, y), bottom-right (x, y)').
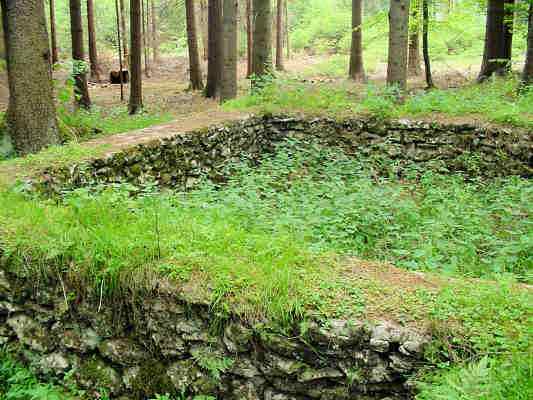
top-left (349, 0), bottom-right (365, 81)
top-left (129, 0), bottom-right (143, 114)
top-left (205, 0), bottom-right (223, 98)
top-left (120, 0), bottom-right (129, 67)
top-left (1, 0), bottom-right (59, 155)
top-left (185, 0), bottom-right (204, 90)
top-left (246, 0), bottom-right (253, 77)
top-left (87, 0), bottom-right (101, 82)
top-left (501, 0), bottom-right (514, 74)
top-left (252, 0), bottom-right (272, 82)
top-left (422, 0), bottom-right (433, 88)
top-left (522, 1), bottom-right (533, 85)
top-left (142, 0), bottom-right (151, 77)
top-left (221, 0), bottom-right (238, 101)
top-left (115, 0), bottom-right (125, 101)
top-left (478, 0), bottom-right (506, 81)
top-left (285, 0), bottom-right (290, 59)
top-left (387, 0), bottom-right (410, 90)
top-left (200, 0), bottom-right (209, 60)
top-left (408, 31), bottom-right (421, 76)
top-left (275, 0), bottom-right (284, 71)
top-left (50, 0), bottom-right (59, 64)
top-left (151, 0), bottom-right (158, 63)
top-left (69, 0), bottom-right (91, 109)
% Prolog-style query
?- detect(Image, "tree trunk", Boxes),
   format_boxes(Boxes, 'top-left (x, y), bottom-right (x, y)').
top-left (69, 0), bottom-right (91, 109)
top-left (408, 2), bottom-right (421, 77)
top-left (221, 0), bottom-right (238, 101)
top-left (185, 0), bottom-right (204, 90)
top-left (87, 0), bottom-right (101, 81)
top-left (120, 0), bottom-right (129, 67)
top-left (275, 0), bottom-right (284, 71)
top-left (115, 0), bottom-right (125, 101)
top-left (129, 0), bottom-right (143, 114)
top-left (422, 0), bottom-right (434, 88)
top-left (142, 0), bottom-right (151, 77)
top-left (246, 0), bottom-right (253, 77)
top-left (200, 0), bottom-right (209, 60)
top-left (349, 0), bottom-right (365, 81)
top-left (501, 0), bottom-right (514, 74)
top-left (252, 0), bottom-right (272, 82)
top-left (1, 0), bottom-right (59, 155)
top-left (387, 0), bottom-right (410, 90)
top-left (151, 0), bottom-right (159, 63)
top-left (205, 0), bottom-right (223, 98)
top-left (478, 0), bottom-right (506, 81)
top-left (285, 0), bottom-right (289, 60)
top-left (50, 0), bottom-right (59, 64)
top-left (522, 1), bottom-right (533, 85)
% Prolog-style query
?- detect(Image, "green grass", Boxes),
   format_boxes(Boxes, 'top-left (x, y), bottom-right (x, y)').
top-left (0, 142), bottom-right (531, 398)
top-left (224, 77), bottom-right (533, 129)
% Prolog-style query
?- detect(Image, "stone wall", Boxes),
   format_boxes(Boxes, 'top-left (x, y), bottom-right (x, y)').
top-left (36, 115), bottom-right (532, 195)
top-left (0, 270), bottom-right (428, 400)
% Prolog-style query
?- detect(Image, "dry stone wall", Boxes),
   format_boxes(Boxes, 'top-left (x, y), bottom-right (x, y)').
top-left (0, 270), bottom-right (428, 400)
top-left (36, 115), bottom-right (532, 195)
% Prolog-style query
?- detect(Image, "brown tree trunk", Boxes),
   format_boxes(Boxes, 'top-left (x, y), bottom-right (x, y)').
top-left (205, 0), bottom-right (223, 98)
top-left (422, 0), bottom-right (433, 88)
top-left (221, 0), bottom-right (238, 101)
top-left (408, 3), bottom-right (421, 76)
top-left (285, 0), bottom-right (290, 60)
top-left (501, 0), bottom-right (514, 74)
top-left (129, 0), bottom-right (143, 114)
top-left (246, 0), bottom-right (253, 77)
top-left (1, 0), bottom-right (59, 155)
top-left (142, 0), bottom-right (151, 77)
top-left (151, 0), bottom-right (159, 63)
top-left (275, 0), bottom-right (284, 71)
top-left (522, 1), bottom-right (533, 85)
top-left (120, 0), bottom-right (129, 68)
top-left (200, 0), bottom-right (209, 60)
top-left (50, 0), bottom-right (59, 64)
top-left (478, 0), bottom-right (506, 81)
top-left (87, 0), bottom-right (101, 81)
top-left (69, 0), bottom-right (91, 109)
top-left (185, 0), bottom-right (204, 90)
top-left (252, 0), bottom-right (272, 83)
top-left (115, 0), bottom-right (125, 101)
top-left (387, 0), bottom-right (410, 91)
top-left (349, 0), bottom-right (365, 81)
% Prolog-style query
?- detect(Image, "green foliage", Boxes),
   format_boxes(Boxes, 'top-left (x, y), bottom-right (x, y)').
top-left (226, 77), bottom-right (533, 129)
top-left (0, 353), bottom-right (73, 399)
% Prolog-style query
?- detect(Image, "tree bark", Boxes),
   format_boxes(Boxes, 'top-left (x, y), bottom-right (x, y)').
top-left (285, 0), bottom-right (289, 59)
top-left (87, 0), bottom-right (101, 81)
top-left (151, 0), bottom-right (159, 63)
top-left (221, 0), bottom-right (238, 101)
top-left (422, 0), bottom-right (433, 88)
top-left (246, 0), bottom-right (253, 77)
top-left (387, 0), bottom-right (410, 90)
top-left (1, 0), bottom-right (59, 155)
top-left (408, 31), bottom-right (421, 76)
top-left (501, 0), bottom-right (514, 74)
top-left (205, 0), bottom-right (223, 98)
top-left (275, 0), bottom-right (284, 71)
top-left (252, 0), bottom-right (272, 83)
top-left (129, 0), bottom-right (143, 114)
top-left (120, 0), bottom-right (129, 67)
top-left (200, 0), bottom-right (209, 60)
top-left (185, 0), bottom-right (204, 90)
top-left (478, 0), bottom-right (506, 81)
top-left (50, 0), bottom-right (59, 64)
top-left (349, 0), bottom-right (365, 81)
top-left (115, 0), bottom-right (125, 101)
top-left (522, 1), bottom-right (533, 85)
top-left (69, 0), bottom-right (91, 109)
top-left (142, 0), bottom-right (151, 77)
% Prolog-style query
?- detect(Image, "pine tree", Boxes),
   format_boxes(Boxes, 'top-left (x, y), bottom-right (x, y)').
top-left (0, 0), bottom-right (59, 155)
top-left (69, 0), bottom-right (91, 108)
top-left (129, 0), bottom-right (143, 114)
top-left (387, 0), bottom-right (410, 90)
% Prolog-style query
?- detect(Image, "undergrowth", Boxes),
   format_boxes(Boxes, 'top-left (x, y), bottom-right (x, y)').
top-left (0, 141), bottom-right (531, 398)
top-left (224, 77), bottom-right (533, 129)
